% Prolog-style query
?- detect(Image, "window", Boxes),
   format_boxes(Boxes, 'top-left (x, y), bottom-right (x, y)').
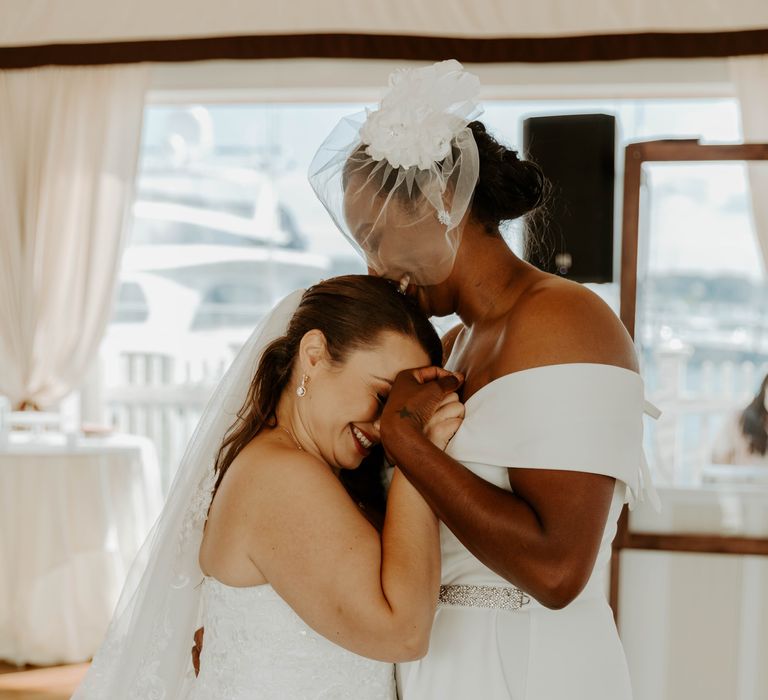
top-left (103, 96), bottom-right (757, 487)
top-left (635, 159), bottom-right (768, 486)
top-left (112, 281), bottom-right (149, 324)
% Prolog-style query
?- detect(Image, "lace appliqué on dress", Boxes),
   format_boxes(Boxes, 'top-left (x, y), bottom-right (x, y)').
top-left (189, 579), bottom-right (396, 700)
top-left (128, 609), bottom-right (174, 700)
top-left (175, 467), bottom-right (217, 584)
top-left (75, 627), bottom-right (125, 698)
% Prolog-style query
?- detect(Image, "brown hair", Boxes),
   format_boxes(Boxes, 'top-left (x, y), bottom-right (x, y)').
top-left (740, 373), bottom-right (768, 456)
top-left (212, 274), bottom-right (442, 510)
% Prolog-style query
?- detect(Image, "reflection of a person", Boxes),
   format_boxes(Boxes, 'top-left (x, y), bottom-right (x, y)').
top-left (711, 374), bottom-right (768, 466)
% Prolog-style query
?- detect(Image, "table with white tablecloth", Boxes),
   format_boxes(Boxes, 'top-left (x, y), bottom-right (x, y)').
top-left (0, 432), bottom-right (163, 665)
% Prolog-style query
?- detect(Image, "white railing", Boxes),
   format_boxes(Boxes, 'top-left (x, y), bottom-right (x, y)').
top-left (101, 344), bottom-right (768, 492)
top-left (102, 350), bottom-right (231, 492)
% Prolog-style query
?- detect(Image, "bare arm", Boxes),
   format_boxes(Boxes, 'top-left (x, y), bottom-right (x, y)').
top-left (380, 433), bottom-right (614, 609)
top-left (233, 368), bottom-right (461, 662)
top-left (382, 284), bottom-right (637, 609)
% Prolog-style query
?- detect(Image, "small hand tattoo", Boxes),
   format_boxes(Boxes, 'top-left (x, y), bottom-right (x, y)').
top-left (398, 406), bottom-right (415, 419)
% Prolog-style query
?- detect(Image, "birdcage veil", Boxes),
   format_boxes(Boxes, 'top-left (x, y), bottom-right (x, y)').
top-left (309, 60), bottom-right (483, 286)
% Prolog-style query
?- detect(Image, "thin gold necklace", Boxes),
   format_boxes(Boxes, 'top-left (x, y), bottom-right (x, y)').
top-left (278, 425), bottom-right (303, 451)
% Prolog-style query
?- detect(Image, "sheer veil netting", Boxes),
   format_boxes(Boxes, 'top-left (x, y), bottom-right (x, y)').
top-left (73, 290), bottom-right (304, 699)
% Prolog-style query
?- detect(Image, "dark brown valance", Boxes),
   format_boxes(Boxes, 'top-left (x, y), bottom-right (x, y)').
top-left (2, 29), bottom-right (768, 69)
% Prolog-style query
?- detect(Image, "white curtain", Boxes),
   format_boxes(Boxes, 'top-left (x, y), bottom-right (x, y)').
top-left (730, 55), bottom-right (768, 276)
top-left (0, 64), bottom-right (148, 408)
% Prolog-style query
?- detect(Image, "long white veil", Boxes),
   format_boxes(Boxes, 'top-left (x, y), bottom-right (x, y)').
top-left (73, 290), bottom-right (304, 700)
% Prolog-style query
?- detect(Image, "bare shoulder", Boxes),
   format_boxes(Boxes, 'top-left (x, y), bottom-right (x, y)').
top-left (240, 437), bottom-right (341, 493)
top-left (201, 435), bottom-right (345, 581)
top-left (501, 276), bottom-right (638, 373)
top-left (212, 436), bottom-right (350, 524)
top-left (441, 323), bottom-right (465, 364)
top-left (203, 434), bottom-right (378, 591)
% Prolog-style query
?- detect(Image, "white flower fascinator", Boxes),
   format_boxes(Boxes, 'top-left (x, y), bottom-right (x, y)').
top-left (309, 60), bottom-right (483, 286)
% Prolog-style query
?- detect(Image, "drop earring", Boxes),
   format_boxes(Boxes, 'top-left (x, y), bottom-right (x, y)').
top-left (296, 374), bottom-right (308, 398)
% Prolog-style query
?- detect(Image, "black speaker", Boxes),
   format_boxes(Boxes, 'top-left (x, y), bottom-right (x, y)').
top-left (522, 114), bottom-right (616, 283)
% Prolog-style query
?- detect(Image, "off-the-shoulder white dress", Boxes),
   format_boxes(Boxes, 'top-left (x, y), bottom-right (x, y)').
top-left (397, 363), bottom-right (658, 700)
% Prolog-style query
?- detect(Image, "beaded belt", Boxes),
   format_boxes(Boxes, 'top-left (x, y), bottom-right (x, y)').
top-left (438, 584), bottom-right (531, 611)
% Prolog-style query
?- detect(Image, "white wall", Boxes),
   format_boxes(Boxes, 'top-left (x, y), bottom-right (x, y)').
top-left (147, 57), bottom-right (735, 104)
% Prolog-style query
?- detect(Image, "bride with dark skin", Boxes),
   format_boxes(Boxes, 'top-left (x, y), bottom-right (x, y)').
top-left (377, 123), bottom-right (638, 610)
top-left (369, 122), bottom-right (637, 608)
top-left (314, 61), bottom-right (652, 699)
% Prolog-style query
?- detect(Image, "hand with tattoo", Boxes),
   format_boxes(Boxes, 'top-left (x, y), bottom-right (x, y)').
top-left (380, 366), bottom-right (463, 452)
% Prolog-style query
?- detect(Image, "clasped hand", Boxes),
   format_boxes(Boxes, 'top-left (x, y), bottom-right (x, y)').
top-left (380, 366), bottom-right (465, 452)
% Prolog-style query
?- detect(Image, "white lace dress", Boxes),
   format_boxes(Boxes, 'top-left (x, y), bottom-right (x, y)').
top-left (397, 363), bottom-right (658, 700)
top-left (71, 290), bottom-right (399, 700)
top-left (186, 577), bottom-right (396, 700)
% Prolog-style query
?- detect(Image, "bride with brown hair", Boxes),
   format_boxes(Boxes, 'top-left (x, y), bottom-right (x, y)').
top-left (73, 275), bottom-right (464, 699)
